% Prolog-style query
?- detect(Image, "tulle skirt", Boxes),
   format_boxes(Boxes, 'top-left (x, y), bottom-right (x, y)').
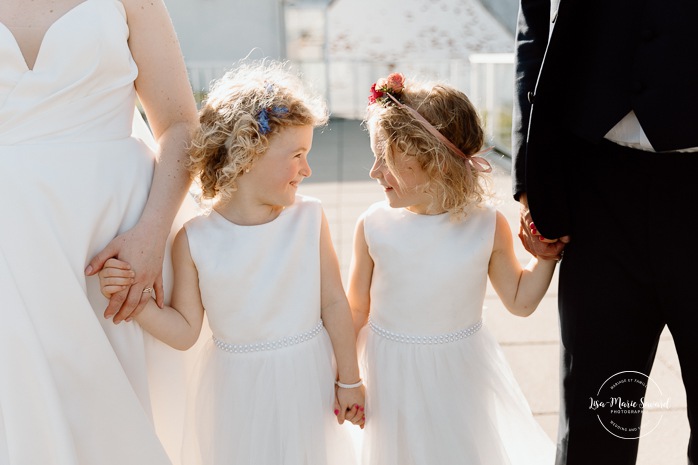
top-left (357, 320), bottom-right (554, 465)
top-left (182, 325), bottom-right (356, 465)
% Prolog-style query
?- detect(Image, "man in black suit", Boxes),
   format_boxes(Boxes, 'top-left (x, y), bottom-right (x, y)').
top-left (513, 0), bottom-right (698, 464)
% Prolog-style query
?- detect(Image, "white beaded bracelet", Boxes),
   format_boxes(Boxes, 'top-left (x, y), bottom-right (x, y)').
top-left (335, 379), bottom-right (363, 389)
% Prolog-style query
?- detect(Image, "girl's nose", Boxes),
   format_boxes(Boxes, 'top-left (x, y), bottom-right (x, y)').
top-left (369, 157), bottom-right (383, 179)
top-left (300, 157), bottom-right (312, 178)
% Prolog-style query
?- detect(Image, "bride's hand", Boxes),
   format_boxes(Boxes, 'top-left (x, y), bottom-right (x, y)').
top-left (86, 224), bottom-right (166, 323)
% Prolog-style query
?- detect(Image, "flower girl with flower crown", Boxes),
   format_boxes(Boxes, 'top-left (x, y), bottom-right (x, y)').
top-left (349, 72), bottom-right (555, 465)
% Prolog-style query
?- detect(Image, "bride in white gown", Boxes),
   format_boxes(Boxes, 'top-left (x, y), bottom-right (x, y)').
top-left (0, 0), bottom-right (198, 463)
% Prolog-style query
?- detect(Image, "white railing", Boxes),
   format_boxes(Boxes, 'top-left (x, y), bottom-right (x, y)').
top-left (468, 54), bottom-right (514, 156)
top-left (187, 54), bottom-right (514, 155)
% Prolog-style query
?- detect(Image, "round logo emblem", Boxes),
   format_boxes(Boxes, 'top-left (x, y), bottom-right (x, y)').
top-left (589, 371), bottom-right (670, 439)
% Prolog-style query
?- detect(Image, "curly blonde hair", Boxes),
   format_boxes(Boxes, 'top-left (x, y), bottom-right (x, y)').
top-left (365, 79), bottom-right (490, 218)
top-left (189, 60), bottom-right (328, 200)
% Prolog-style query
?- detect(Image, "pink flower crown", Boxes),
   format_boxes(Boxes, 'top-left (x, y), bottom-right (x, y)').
top-left (367, 73), bottom-right (492, 173)
top-left (369, 73), bottom-right (406, 105)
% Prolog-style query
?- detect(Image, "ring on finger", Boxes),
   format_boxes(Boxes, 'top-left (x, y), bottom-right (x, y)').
top-left (142, 287), bottom-right (153, 293)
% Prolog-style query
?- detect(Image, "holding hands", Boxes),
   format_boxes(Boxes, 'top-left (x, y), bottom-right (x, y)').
top-left (334, 381), bottom-right (366, 429)
top-left (96, 258), bottom-right (139, 298)
top-left (97, 255), bottom-right (370, 428)
top-left (518, 193), bottom-right (570, 261)
top-left (85, 223), bottom-right (166, 323)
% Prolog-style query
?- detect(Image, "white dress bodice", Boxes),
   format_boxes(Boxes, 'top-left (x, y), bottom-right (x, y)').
top-left (363, 201), bottom-right (495, 334)
top-left (0, 0), bottom-right (138, 146)
top-left (184, 195), bottom-right (323, 344)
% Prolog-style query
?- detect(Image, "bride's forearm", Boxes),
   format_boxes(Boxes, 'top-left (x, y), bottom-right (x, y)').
top-left (137, 120), bottom-right (196, 241)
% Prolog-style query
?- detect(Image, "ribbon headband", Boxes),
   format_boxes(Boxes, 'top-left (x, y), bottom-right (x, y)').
top-left (385, 92), bottom-right (492, 173)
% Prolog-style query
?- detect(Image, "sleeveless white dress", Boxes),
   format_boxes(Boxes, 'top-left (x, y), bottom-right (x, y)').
top-left (0, 1), bottom-right (189, 464)
top-left (181, 195), bottom-right (355, 465)
top-left (357, 202), bottom-right (555, 465)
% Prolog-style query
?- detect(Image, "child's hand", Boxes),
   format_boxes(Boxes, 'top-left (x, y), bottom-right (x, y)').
top-left (334, 384), bottom-right (366, 429)
top-left (98, 258), bottom-right (135, 298)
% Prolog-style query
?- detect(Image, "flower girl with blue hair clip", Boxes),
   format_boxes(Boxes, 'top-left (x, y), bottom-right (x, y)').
top-left (98, 60), bottom-right (363, 465)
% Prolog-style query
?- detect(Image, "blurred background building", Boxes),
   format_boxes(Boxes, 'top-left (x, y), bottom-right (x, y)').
top-left (167, 0), bottom-right (517, 154)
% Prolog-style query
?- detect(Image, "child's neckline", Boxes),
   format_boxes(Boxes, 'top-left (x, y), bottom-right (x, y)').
top-left (401, 206), bottom-right (449, 217)
top-left (211, 205), bottom-right (287, 227)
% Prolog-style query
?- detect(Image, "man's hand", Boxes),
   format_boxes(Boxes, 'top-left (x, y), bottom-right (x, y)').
top-left (518, 193), bottom-right (570, 260)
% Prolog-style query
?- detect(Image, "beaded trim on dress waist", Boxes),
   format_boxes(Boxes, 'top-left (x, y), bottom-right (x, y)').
top-left (212, 320), bottom-right (324, 353)
top-left (369, 319), bottom-right (482, 344)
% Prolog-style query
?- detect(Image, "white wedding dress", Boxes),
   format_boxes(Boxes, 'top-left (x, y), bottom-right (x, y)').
top-left (0, 1), bottom-right (192, 463)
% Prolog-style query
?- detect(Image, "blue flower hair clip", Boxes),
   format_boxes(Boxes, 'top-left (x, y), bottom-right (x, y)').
top-left (256, 106), bottom-right (289, 135)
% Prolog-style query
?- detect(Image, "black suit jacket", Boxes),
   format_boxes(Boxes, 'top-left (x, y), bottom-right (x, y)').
top-left (512, 0), bottom-right (698, 238)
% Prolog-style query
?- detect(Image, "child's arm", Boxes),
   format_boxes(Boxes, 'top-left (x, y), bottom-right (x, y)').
top-left (98, 228), bottom-right (205, 350)
top-left (488, 210), bottom-right (557, 317)
top-left (318, 212), bottom-right (365, 427)
top-left (347, 216), bottom-right (374, 336)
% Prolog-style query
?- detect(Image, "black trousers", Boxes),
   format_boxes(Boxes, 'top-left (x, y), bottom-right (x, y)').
top-left (554, 138), bottom-right (698, 465)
